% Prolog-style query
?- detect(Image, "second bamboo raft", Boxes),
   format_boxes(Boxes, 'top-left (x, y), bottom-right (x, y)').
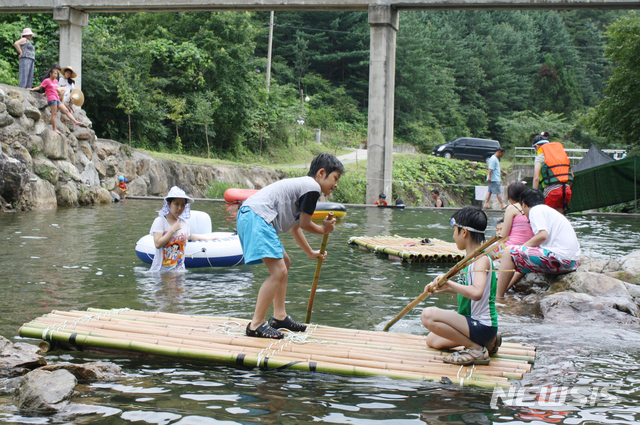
top-left (349, 235), bottom-right (465, 263)
top-left (20, 308), bottom-right (535, 389)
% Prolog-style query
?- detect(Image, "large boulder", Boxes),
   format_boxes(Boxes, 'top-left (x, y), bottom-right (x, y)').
top-left (42, 129), bottom-right (68, 160)
top-left (540, 271), bottom-right (640, 323)
top-left (0, 153), bottom-right (29, 203)
top-left (606, 251), bottom-right (640, 285)
top-left (540, 292), bottom-right (639, 325)
top-left (56, 160), bottom-right (83, 183)
top-left (80, 161), bottom-right (100, 187)
top-left (0, 336), bottom-right (46, 377)
top-left (5, 98), bottom-right (24, 117)
top-left (127, 176), bottom-right (148, 196)
top-left (78, 187), bottom-right (112, 206)
top-left (13, 369), bottom-right (76, 413)
top-left (25, 179), bottom-right (57, 210)
top-left (33, 156), bottom-right (60, 184)
top-left (11, 141), bottom-right (32, 169)
top-left (55, 182), bottom-right (79, 207)
top-left (40, 361), bottom-right (122, 381)
top-left (22, 101), bottom-right (41, 121)
top-left (0, 112), bottom-right (13, 128)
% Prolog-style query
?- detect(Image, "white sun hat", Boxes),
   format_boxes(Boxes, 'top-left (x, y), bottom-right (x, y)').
top-left (158, 186), bottom-right (194, 219)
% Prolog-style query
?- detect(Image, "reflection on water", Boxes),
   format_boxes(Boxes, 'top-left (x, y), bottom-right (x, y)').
top-left (1, 201), bottom-right (640, 423)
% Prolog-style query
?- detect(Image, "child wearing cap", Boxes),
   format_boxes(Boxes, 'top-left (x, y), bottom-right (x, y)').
top-left (149, 186), bottom-right (217, 273)
top-left (237, 153), bottom-right (343, 339)
top-left (118, 176), bottom-right (128, 198)
top-left (421, 206), bottom-right (500, 365)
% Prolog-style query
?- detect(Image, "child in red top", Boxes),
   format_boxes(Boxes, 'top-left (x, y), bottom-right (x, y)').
top-left (30, 68), bottom-right (81, 135)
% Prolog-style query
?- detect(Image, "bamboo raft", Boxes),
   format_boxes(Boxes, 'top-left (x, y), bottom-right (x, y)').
top-left (349, 235), bottom-right (465, 263)
top-left (20, 308), bottom-right (535, 388)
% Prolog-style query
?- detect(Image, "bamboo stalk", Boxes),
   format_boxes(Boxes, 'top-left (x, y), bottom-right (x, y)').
top-left (383, 235), bottom-right (507, 331)
top-left (306, 212), bottom-right (334, 324)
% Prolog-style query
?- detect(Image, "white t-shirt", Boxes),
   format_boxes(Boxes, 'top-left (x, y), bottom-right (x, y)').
top-left (149, 216), bottom-right (191, 272)
top-left (529, 205), bottom-right (581, 261)
top-left (58, 78), bottom-right (74, 103)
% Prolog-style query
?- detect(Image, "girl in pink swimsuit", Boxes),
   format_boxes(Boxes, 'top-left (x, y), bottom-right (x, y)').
top-left (497, 182), bottom-right (534, 289)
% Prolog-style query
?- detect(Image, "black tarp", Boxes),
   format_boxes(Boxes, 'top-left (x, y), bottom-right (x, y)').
top-left (572, 145), bottom-right (615, 173)
top-left (570, 156), bottom-right (640, 213)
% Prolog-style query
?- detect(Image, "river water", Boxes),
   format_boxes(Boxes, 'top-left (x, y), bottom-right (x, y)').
top-left (1, 201), bottom-right (640, 424)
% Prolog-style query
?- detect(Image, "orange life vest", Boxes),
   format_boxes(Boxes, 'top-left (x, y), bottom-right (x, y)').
top-left (540, 143), bottom-right (573, 187)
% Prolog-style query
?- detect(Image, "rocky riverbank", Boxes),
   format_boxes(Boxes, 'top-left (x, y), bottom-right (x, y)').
top-left (509, 250), bottom-right (640, 325)
top-left (0, 84), bottom-right (284, 212)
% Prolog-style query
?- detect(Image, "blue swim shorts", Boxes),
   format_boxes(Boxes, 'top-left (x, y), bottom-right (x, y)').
top-left (47, 100), bottom-right (62, 106)
top-left (236, 206), bottom-right (284, 265)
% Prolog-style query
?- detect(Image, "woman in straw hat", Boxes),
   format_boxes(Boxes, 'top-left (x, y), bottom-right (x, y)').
top-left (58, 66), bottom-right (77, 111)
top-left (14, 28), bottom-right (36, 88)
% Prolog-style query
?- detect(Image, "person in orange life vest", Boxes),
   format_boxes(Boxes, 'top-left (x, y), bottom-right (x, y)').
top-left (374, 193), bottom-right (387, 206)
top-left (531, 134), bottom-right (574, 214)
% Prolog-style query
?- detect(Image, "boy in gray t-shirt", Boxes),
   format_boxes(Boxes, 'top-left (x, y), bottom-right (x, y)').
top-left (237, 153), bottom-right (344, 339)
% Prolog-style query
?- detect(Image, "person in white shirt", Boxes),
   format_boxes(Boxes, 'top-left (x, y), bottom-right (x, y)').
top-left (496, 188), bottom-right (580, 297)
top-left (57, 66), bottom-right (76, 111)
top-left (149, 186), bottom-right (217, 273)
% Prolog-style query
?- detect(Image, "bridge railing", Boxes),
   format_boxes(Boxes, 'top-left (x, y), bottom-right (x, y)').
top-left (513, 147), bottom-right (627, 165)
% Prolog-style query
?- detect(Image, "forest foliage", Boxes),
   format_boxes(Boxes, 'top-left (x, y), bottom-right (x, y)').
top-left (1, 9), bottom-right (638, 157)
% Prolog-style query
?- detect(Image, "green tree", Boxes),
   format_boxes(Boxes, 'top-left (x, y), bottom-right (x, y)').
top-left (111, 69), bottom-right (141, 147)
top-left (191, 92), bottom-right (220, 158)
top-left (496, 110), bottom-right (574, 147)
top-left (166, 96), bottom-right (190, 153)
top-left (591, 12), bottom-right (640, 145)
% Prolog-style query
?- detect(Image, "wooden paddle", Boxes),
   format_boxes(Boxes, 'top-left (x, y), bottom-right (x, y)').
top-left (383, 234), bottom-right (506, 331)
top-left (305, 212), bottom-right (334, 324)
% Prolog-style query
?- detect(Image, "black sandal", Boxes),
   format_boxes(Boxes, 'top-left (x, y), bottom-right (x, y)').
top-left (486, 332), bottom-right (502, 355)
top-left (268, 315), bottom-right (307, 332)
top-left (246, 322), bottom-right (283, 339)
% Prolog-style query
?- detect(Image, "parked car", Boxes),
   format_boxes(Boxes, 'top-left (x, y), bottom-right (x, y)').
top-left (432, 137), bottom-right (501, 162)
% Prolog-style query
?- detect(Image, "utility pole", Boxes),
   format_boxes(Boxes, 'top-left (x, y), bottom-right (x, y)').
top-left (266, 11), bottom-right (274, 92)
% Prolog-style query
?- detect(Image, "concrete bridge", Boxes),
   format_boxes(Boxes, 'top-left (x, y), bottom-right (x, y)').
top-left (4, 0), bottom-right (638, 202)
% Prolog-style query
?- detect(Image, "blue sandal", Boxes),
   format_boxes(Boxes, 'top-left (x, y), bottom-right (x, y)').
top-left (246, 322), bottom-right (283, 339)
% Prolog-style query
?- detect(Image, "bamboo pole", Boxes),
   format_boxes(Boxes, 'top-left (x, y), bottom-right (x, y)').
top-left (306, 212), bottom-right (333, 323)
top-left (383, 235), bottom-right (507, 331)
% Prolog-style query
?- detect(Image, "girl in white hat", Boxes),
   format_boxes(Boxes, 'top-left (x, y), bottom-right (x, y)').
top-left (149, 186), bottom-right (217, 273)
top-left (14, 28), bottom-right (35, 88)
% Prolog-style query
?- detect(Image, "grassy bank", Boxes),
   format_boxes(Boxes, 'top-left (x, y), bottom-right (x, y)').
top-left (266, 153), bottom-right (488, 206)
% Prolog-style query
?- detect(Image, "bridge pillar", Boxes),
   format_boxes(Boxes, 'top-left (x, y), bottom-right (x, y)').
top-left (53, 7), bottom-right (88, 89)
top-left (366, 5), bottom-right (398, 204)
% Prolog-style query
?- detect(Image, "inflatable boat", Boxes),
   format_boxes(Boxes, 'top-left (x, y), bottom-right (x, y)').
top-left (313, 201), bottom-right (347, 220)
top-left (223, 188), bottom-right (347, 220)
top-left (223, 188), bottom-right (258, 203)
top-left (135, 211), bottom-right (244, 268)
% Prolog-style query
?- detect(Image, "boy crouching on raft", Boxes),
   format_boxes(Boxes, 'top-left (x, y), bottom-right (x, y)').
top-left (421, 206), bottom-right (500, 365)
top-left (237, 153), bottom-right (344, 339)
